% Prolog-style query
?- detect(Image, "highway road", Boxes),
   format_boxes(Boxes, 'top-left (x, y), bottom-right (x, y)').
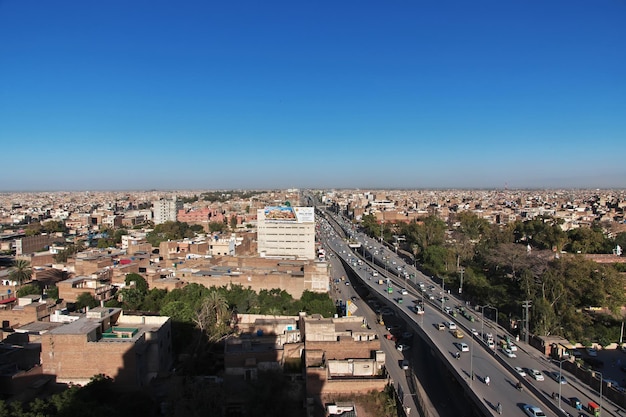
top-left (315, 206), bottom-right (625, 417)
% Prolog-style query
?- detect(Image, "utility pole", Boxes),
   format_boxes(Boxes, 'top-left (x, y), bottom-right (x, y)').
top-left (522, 300), bottom-right (532, 344)
top-left (458, 267), bottom-right (465, 294)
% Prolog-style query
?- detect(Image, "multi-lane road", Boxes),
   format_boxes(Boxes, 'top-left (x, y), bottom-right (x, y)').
top-left (316, 207), bottom-right (622, 417)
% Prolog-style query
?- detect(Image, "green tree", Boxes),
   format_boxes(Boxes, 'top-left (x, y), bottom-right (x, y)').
top-left (53, 243), bottom-right (82, 263)
top-left (124, 273), bottom-right (149, 294)
top-left (24, 223), bottom-right (43, 236)
top-left (140, 288), bottom-right (168, 312)
top-left (161, 300), bottom-right (196, 323)
top-left (119, 288), bottom-right (145, 311)
top-left (208, 221), bottom-right (227, 233)
top-left (75, 292), bottom-right (99, 310)
top-left (42, 220), bottom-right (67, 234)
top-left (46, 286), bottom-right (59, 300)
top-left (566, 226), bottom-right (610, 254)
top-left (230, 215), bottom-right (238, 230)
top-left (113, 229), bottom-right (128, 244)
top-left (9, 259), bottom-right (32, 286)
top-left (146, 221), bottom-right (196, 247)
top-left (16, 283), bottom-right (41, 297)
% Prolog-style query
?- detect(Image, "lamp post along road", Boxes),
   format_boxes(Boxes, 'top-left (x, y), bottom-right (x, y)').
top-left (557, 359), bottom-right (566, 410)
top-left (470, 328), bottom-right (475, 386)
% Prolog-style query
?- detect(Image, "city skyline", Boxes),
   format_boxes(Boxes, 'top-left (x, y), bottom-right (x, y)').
top-left (1, 1), bottom-right (625, 192)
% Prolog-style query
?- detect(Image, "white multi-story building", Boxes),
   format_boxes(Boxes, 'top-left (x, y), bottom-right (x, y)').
top-left (152, 197), bottom-right (183, 225)
top-left (257, 206), bottom-right (315, 260)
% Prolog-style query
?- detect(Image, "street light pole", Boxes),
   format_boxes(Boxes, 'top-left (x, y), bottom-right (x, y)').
top-left (557, 359), bottom-right (565, 409)
top-left (480, 305), bottom-right (486, 339)
top-left (421, 291), bottom-right (425, 326)
top-left (470, 328), bottom-right (475, 386)
top-left (599, 371), bottom-right (603, 417)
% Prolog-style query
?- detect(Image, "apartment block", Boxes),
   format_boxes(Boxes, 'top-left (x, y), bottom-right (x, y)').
top-left (257, 206), bottom-right (315, 260)
top-left (152, 198), bottom-right (183, 225)
top-left (57, 276), bottom-right (115, 304)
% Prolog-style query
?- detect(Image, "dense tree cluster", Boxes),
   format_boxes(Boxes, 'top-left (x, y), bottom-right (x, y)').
top-left (199, 190), bottom-right (264, 202)
top-left (0, 374), bottom-right (156, 417)
top-left (361, 212), bottom-right (626, 345)
top-left (145, 221), bottom-right (204, 247)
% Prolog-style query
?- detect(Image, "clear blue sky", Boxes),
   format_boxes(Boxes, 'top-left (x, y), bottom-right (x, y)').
top-left (1, 0), bottom-right (625, 191)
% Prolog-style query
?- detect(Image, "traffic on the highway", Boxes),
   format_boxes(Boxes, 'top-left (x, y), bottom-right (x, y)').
top-left (314, 204), bottom-right (619, 417)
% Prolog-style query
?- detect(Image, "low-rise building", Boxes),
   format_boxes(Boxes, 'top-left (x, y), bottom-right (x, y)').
top-left (41, 307), bottom-right (172, 389)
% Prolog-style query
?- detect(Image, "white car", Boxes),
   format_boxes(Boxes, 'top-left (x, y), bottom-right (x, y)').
top-left (471, 328), bottom-right (478, 336)
top-left (456, 342), bottom-right (469, 352)
top-left (514, 366), bottom-right (527, 377)
top-left (529, 369), bottom-right (544, 381)
top-left (523, 405), bottom-right (546, 417)
top-left (397, 344), bottom-right (410, 352)
top-left (446, 322), bottom-right (457, 330)
top-left (400, 288), bottom-right (408, 295)
top-left (501, 347), bottom-right (517, 358)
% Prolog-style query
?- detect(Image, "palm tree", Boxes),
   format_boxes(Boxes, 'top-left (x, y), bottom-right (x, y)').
top-left (9, 259), bottom-right (32, 287)
top-left (205, 290), bottom-right (229, 325)
top-left (194, 291), bottom-right (229, 339)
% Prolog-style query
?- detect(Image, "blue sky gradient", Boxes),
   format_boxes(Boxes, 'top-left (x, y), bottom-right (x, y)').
top-left (1, 0), bottom-right (625, 191)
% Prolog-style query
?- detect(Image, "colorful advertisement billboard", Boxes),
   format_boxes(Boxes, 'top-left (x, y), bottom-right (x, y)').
top-left (264, 206), bottom-right (314, 223)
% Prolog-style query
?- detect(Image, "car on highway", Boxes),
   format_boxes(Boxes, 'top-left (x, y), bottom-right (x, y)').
top-left (514, 366), bottom-right (527, 377)
top-left (528, 369), bottom-right (544, 381)
top-left (397, 344), bottom-right (410, 352)
top-left (523, 404), bottom-right (546, 417)
top-left (412, 305), bottom-right (424, 315)
top-left (587, 347), bottom-right (598, 357)
top-left (446, 322), bottom-right (457, 330)
top-left (471, 328), bottom-right (479, 336)
top-left (401, 359), bottom-right (409, 370)
top-left (548, 371), bottom-right (567, 384)
top-left (456, 342), bottom-right (469, 352)
top-left (400, 288), bottom-right (408, 295)
top-left (501, 347), bottom-right (516, 358)
top-left (452, 330), bottom-right (464, 339)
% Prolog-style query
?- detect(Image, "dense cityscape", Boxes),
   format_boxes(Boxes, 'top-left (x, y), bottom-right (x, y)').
top-left (0, 188), bottom-right (625, 416)
top-left (2, 1), bottom-right (623, 416)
